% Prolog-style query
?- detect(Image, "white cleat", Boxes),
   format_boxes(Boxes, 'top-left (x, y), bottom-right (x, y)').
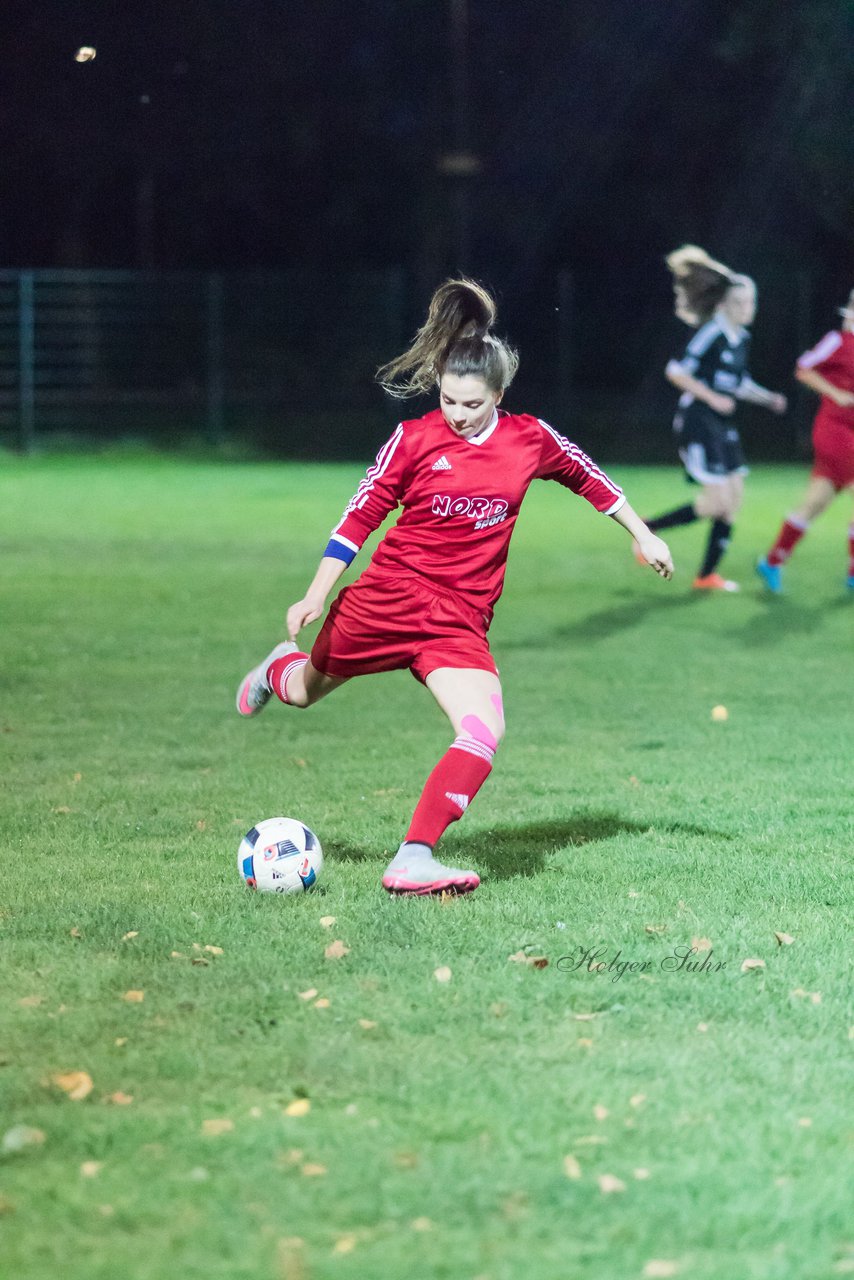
top-left (236, 642), bottom-right (297, 717)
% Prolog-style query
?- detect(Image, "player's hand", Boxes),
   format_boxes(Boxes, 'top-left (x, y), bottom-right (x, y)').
top-left (286, 594), bottom-right (326, 641)
top-left (708, 392), bottom-right (736, 415)
top-left (834, 389), bottom-right (854, 408)
top-left (769, 392), bottom-right (788, 414)
top-left (635, 533), bottom-right (673, 581)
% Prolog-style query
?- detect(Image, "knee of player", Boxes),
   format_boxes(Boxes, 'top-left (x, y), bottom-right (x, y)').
top-left (459, 712), bottom-right (504, 753)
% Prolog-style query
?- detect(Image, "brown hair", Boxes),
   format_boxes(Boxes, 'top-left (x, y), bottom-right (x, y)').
top-left (666, 245), bottom-right (738, 326)
top-left (377, 278), bottom-right (519, 399)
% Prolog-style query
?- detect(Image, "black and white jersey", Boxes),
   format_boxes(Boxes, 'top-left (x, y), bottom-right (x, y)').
top-left (672, 320), bottom-right (751, 411)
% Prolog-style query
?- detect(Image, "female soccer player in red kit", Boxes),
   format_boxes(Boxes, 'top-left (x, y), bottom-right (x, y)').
top-left (236, 280), bottom-right (673, 895)
top-left (757, 289), bottom-right (854, 593)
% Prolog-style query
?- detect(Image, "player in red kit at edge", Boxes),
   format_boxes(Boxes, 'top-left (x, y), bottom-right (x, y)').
top-left (236, 280), bottom-right (673, 895)
top-left (757, 288), bottom-right (854, 593)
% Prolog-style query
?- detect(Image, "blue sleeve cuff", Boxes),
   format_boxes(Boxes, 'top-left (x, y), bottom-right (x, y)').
top-left (324, 537), bottom-right (358, 566)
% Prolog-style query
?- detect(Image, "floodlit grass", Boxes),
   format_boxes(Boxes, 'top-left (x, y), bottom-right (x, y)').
top-left (1, 451), bottom-right (852, 1280)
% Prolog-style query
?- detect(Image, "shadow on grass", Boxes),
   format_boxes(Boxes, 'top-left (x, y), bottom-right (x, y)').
top-left (328, 812), bottom-right (731, 880)
top-left (499, 590), bottom-right (701, 647)
top-left (729, 594), bottom-right (832, 646)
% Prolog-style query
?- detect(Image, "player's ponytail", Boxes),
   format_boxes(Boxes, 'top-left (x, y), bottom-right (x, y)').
top-left (377, 278), bottom-right (519, 398)
top-left (666, 245), bottom-right (737, 326)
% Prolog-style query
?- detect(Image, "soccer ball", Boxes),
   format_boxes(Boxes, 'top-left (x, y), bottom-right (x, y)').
top-left (237, 817), bottom-right (323, 894)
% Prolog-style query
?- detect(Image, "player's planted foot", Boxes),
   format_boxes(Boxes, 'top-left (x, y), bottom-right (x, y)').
top-left (236, 641), bottom-right (298, 717)
top-left (693, 572), bottom-right (740, 593)
top-left (755, 557), bottom-right (782, 594)
top-left (382, 841), bottom-right (480, 895)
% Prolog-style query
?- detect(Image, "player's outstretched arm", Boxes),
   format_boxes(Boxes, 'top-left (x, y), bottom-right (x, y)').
top-left (610, 502), bottom-right (673, 580)
top-left (286, 557), bottom-right (348, 640)
top-left (736, 376), bottom-right (787, 414)
top-left (795, 366), bottom-right (854, 408)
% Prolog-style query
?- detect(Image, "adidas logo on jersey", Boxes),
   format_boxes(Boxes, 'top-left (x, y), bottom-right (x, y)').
top-left (431, 455), bottom-right (452, 471)
top-left (445, 791), bottom-right (470, 811)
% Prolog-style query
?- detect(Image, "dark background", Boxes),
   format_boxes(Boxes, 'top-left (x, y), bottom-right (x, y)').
top-left (3, 0), bottom-right (853, 457)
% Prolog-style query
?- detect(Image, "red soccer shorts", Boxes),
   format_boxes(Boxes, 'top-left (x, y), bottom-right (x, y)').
top-left (310, 569), bottom-right (498, 684)
top-left (812, 418), bottom-right (854, 490)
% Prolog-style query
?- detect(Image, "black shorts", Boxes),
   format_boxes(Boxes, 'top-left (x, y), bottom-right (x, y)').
top-left (674, 406), bottom-right (748, 485)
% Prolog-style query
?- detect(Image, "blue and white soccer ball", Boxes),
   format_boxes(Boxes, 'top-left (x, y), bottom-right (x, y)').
top-left (237, 817), bottom-right (323, 894)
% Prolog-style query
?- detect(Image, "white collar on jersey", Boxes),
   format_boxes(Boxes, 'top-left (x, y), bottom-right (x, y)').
top-left (464, 407), bottom-right (500, 446)
top-left (715, 315), bottom-right (748, 346)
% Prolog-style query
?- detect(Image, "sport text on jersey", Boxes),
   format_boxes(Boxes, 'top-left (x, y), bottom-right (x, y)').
top-left (431, 494), bottom-right (510, 529)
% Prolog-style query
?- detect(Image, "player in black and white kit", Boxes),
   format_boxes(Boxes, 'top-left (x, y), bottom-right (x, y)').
top-left (638, 247), bottom-right (787, 591)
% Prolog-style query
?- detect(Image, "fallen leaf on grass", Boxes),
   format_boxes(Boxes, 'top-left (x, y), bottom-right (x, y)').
top-left (107, 1092), bottom-right (133, 1106)
top-left (69, 927), bottom-right (83, 939)
top-left (204, 945), bottom-right (223, 955)
top-left (394, 1151), bottom-right (418, 1169)
top-left (645, 924), bottom-right (666, 935)
top-left (301, 1162), bottom-right (327, 1177)
top-left (53, 1071), bottom-right (93, 1101)
top-left (276, 1237), bottom-right (306, 1280)
top-left (577, 1038), bottom-right (593, 1049)
top-left (489, 1002), bottom-right (508, 1018)
top-left (333, 1234), bottom-right (358, 1254)
top-left (72, 772), bottom-right (83, 783)
top-left (691, 937), bottom-right (712, 953)
top-left (358, 1019), bottom-right (377, 1030)
top-left (593, 1104), bottom-right (609, 1121)
top-left (774, 931), bottom-right (795, 946)
top-left (201, 1118), bottom-right (234, 1136)
top-left (630, 1094), bottom-right (646, 1108)
top-left (18, 995), bottom-right (44, 1008)
top-left (411, 1217), bottom-right (434, 1232)
top-left (121, 931), bottom-right (139, 942)
top-left (191, 957), bottom-right (209, 967)
top-left (508, 951), bottom-right (549, 968)
top-left (297, 988), bottom-right (318, 1001)
top-left (797, 1117), bottom-right (812, 1128)
top-left (575, 1135), bottom-right (607, 1146)
top-left (563, 1154), bottom-right (582, 1179)
top-left (313, 998), bottom-right (331, 1009)
top-left (196, 820), bottom-right (207, 831)
top-left (572, 1012), bottom-right (601, 1022)
top-left (633, 1167), bottom-right (651, 1180)
top-left (114, 1038), bottom-right (128, 1047)
top-left (122, 990), bottom-right (144, 1003)
top-left (832, 1261), bottom-right (854, 1275)
top-left (433, 966), bottom-right (452, 983)
top-left (791, 988), bottom-right (821, 1004)
top-left (2, 1126), bottom-right (46, 1153)
top-left (284, 1098), bottom-right (311, 1117)
top-left (53, 806), bottom-right (72, 815)
top-left (80, 1161), bottom-right (103, 1178)
top-left (740, 958), bottom-right (765, 973)
top-left (643, 1263), bottom-right (680, 1278)
top-left (319, 916), bottom-right (336, 929)
top-left (597, 1174), bottom-right (626, 1194)
top-left (627, 890), bottom-right (641, 898)
top-left (324, 939), bottom-right (350, 960)
top-left (696, 1022), bottom-right (709, 1032)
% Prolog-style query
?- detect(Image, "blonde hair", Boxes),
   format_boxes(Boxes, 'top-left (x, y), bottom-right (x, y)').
top-left (377, 278), bottom-right (519, 399)
top-left (666, 244), bottom-right (738, 326)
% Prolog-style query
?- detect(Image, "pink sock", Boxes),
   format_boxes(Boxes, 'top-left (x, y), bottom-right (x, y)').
top-left (406, 736), bottom-right (495, 847)
top-left (767, 517), bottom-right (808, 566)
top-left (267, 651), bottom-right (309, 704)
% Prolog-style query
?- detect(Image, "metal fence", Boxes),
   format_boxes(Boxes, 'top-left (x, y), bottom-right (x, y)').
top-left (0, 268), bottom-right (408, 456)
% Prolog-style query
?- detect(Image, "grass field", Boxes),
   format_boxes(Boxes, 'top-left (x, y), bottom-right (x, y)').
top-left (1, 450), bottom-right (852, 1280)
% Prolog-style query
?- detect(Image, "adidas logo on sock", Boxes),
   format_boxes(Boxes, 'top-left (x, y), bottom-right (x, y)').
top-left (445, 791), bottom-right (470, 811)
top-left (431, 455), bottom-right (452, 471)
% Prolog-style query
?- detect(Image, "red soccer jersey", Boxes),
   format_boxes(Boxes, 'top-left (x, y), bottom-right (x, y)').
top-left (797, 330), bottom-right (854, 431)
top-left (327, 408), bottom-right (624, 618)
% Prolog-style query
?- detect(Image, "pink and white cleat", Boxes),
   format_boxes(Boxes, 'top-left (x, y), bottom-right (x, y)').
top-left (236, 641), bottom-right (297, 717)
top-left (382, 843), bottom-right (480, 895)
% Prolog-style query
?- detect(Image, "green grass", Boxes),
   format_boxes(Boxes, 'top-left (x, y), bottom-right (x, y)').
top-left (1, 451), bottom-right (852, 1280)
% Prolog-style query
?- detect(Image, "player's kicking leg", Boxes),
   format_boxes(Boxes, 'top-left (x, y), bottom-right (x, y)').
top-left (382, 667), bottom-right (504, 896)
top-left (236, 643), bottom-right (346, 715)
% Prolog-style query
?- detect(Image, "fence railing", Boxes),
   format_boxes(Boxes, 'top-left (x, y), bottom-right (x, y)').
top-left (0, 268), bottom-right (408, 453)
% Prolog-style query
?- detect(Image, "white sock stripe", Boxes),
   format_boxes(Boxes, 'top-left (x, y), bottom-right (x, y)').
top-left (278, 657), bottom-right (308, 702)
top-left (786, 515), bottom-right (810, 531)
top-left (451, 736), bottom-right (495, 763)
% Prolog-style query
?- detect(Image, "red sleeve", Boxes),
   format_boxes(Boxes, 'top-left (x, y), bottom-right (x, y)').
top-left (535, 419), bottom-right (625, 514)
top-left (327, 424), bottom-right (409, 556)
top-left (797, 331), bottom-right (843, 373)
